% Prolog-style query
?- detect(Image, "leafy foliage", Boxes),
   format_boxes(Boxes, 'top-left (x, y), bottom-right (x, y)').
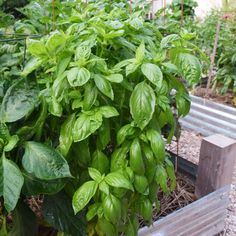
top-left (0, 0), bottom-right (201, 235)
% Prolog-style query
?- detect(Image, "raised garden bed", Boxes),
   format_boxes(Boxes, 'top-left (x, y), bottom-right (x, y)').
top-left (139, 134), bottom-right (236, 236)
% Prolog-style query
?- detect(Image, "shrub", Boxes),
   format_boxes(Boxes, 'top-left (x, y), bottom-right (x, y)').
top-left (0, 0), bottom-right (201, 235)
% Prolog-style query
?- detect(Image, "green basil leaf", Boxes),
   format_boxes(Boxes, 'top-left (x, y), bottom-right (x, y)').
top-left (75, 45), bottom-right (91, 61)
top-left (48, 96), bottom-right (62, 117)
top-left (165, 158), bottom-right (176, 191)
top-left (72, 180), bottom-right (98, 214)
top-left (146, 129), bottom-right (165, 162)
top-left (67, 67), bottom-right (90, 87)
top-left (140, 198), bottom-right (152, 222)
top-left (43, 191), bottom-right (86, 236)
top-left (176, 92), bottom-right (191, 117)
top-left (155, 165), bottom-right (168, 193)
top-left (0, 79), bottom-right (39, 123)
top-left (86, 203), bottom-right (100, 221)
top-left (91, 150), bottom-right (109, 174)
top-left (134, 175), bottom-right (149, 195)
top-left (94, 74), bottom-right (114, 100)
top-left (46, 31), bottom-right (66, 55)
top-left (130, 82), bottom-right (156, 130)
top-left (129, 138), bottom-right (145, 175)
top-left (96, 218), bottom-right (117, 236)
top-left (59, 113), bottom-right (76, 156)
top-left (160, 34), bottom-right (181, 49)
top-left (99, 180), bottom-right (110, 195)
top-left (21, 58), bottom-right (43, 77)
top-left (141, 63), bottom-right (163, 88)
top-left (22, 142), bottom-right (72, 180)
top-left (0, 155), bottom-right (24, 212)
top-left (117, 124), bottom-right (136, 146)
top-left (136, 42), bottom-right (145, 62)
top-left (105, 171), bottom-right (133, 191)
top-left (176, 53), bottom-right (201, 85)
top-left (103, 194), bottom-right (121, 224)
top-left (27, 39), bottom-right (47, 58)
top-left (4, 135), bottom-right (19, 152)
top-left (83, 82), bottom-right (97, 111)
top-left (56, 56), bottom-right (71, 77)
top-left (105, 74), bottom-right (123, 83)
top-left (73, 112), bottom-right (103, 142)
top-left (88, 167), bottom-right (102, 182)
top-left (97, 119), bottom-right (110, 150)
top-left (99, 106), bottom-right (119, 118)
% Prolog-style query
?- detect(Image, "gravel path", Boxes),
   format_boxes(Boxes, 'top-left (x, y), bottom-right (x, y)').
top-left (167, 129), bottom-right (236, 236)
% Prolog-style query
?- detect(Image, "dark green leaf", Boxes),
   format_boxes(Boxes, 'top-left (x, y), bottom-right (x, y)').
top-left (43, 191), bottom-right (86, 236)
top-left (91, 150), bottom-right (109, 174)
top-left (0, 79), bottom-right (39, 123)
top-left (22, 142), bottom-right (72, 180)
top-left (9, 201), bottom-right (38, 236)
top-left (0, 155), bottom-right (24, 212)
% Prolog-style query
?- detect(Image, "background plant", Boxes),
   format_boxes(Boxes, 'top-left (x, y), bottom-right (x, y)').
top-left (0, 0), bottom-right (201, 235)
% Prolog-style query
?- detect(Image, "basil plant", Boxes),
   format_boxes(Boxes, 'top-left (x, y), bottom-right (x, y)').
top-left (0, 0), bottom-right (201, 235)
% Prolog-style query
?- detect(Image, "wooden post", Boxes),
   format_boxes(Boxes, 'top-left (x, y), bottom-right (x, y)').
top-left (195, 134), bottom-right (236, 198)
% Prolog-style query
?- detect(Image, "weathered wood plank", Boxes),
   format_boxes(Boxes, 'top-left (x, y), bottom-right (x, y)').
top-left (195, 134), bottom-right (236, 198)
top-left (138, 185), bottom-right (230, 236)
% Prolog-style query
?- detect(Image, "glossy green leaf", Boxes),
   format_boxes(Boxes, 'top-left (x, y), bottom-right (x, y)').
top-left (160, 34), bottom-right (181, 49)
top-left (105, 171), bottom-right (133, 191)
top-left (136, 42), bottom-right (145, 62)
top-left (91, 150), bottom-right (109, 174)
top-left (129, 138), bottom-right (145, 175)
top-left (21, 58), bottom-right (43, 76)
top-left (88, 167), bottom-right (102, 182)
top-left (46, 31), bottom-right (66, 55)
top-left (176, 53), bottom-right (201, 85)
top-left (99, 180), bottom-right (110, 195)
top-left (155, 165), bottom-right (168, 193)
top-left (0, 79), bottom-right (39, 123)
top-left (140, 198), bottom-right (152, 222)
top-left (96, 218), bottom-right (117, 236)
top-left (4, 135), bottom-right (19, 152)
top-left (146, 129), bottom-right (165, 162)
top-left (73, 180), bottom-right (98, 214)
top-left (43, 191), bottom-right (86, 236)
top-left (75, 45), bottom-right (91, 61)
top-left (86, 203), bottom-right (100, 221)
top-left (141, 63), bottom-right (163, 88)
top-left (67, 67), bottom-right (90, 87)
top-left (27, 39), bottom-right (47, 58)
top-left (103, 194), bottom-right (121, 224)
top-left (59, 113), bottom-right (76, 156)
top-left (83, 82), bottom-right (97, 111)
top-left (176, 92), bottom-right (191, 117)
top-left (73, 112), bottom-right (103, 142)
top-left (0, 155), bottom-right (24, 212)
top-left (130, 82), bottom-right (156, 130)
top-left (105, 74), bottom-right (123, 83)
top-left (22, 142), bottom-right (72, 180)
top-left (99, 106), bottom-right (119, 118)
top-left (117, 124), bottom-right (136, 146)
top-left (134, 175), bottom-right (149, 195)
top-left (94, 74), bottom-right (114, 100)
